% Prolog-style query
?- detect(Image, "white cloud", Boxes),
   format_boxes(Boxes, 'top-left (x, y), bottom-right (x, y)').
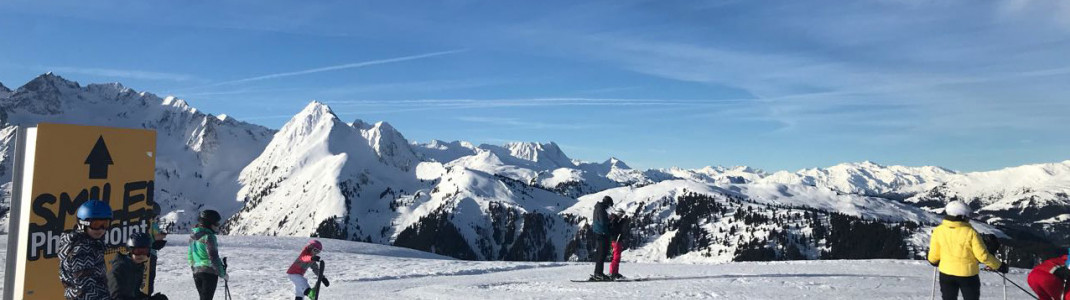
top-left (188, 49), bottom-right (467, 89)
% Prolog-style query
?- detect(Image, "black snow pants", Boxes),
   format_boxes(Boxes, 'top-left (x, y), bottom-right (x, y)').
top-left (194, 272), bottom-right (219, 300)
top-left (940, 273), bottom-right (980, 300)
top-left (593, 233), bottom-right (610, 275)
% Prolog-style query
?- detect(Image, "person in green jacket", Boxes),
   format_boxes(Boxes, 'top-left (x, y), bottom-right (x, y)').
top-left (188, 210), bottom-right (226, 300)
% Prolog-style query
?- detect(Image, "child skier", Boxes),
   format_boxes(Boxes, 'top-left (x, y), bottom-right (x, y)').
top-left (59, 200), bottom-right (113, 300)
top-left (1027, 247), bottom-right (1068, 300)
top-left (608, 209), bottom-right (628, 280)
top-left (287, 239), bottom-right (330, 299)
top-left (108, 232), bottom-right (168, 300)
top-left (188, 209), bottom-right (227, 300)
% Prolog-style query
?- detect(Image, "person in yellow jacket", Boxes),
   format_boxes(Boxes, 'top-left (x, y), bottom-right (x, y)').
top-left (928, 201), bottom-right (1008, 300)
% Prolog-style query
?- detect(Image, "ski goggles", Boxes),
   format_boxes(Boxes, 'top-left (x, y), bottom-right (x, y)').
top-left (81, 219), bottom-right (111, 230)
top-left (131, 248), bottom-right (151, 256)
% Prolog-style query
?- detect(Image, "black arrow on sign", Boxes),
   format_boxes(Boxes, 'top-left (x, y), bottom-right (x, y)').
top-left (85, 135), bottom-right (113, 179)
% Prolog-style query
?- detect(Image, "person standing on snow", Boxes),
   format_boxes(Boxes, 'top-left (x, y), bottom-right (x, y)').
top-left (147, 202), bottom-right (168, 295)
top-left (1027, 247), bottom-right (1068, 300)
top-left (590, 196), bottom-right (614, 281)
top-left (607, 208), bottom-right (628, 280)
top-left (58, 200), bottom-right (113, 300)
top-left (927, 201), bottom-right (1007, 300)
top-left (188, 209), bottom-right (227, 300)
top-left (287, 239), bottom-right (330, 300)
top-left (109, 232), bottom-right (169, 300)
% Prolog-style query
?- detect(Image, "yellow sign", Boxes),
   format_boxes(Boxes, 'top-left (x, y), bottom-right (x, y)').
top-left (3, 123), bottom-right (157, 300)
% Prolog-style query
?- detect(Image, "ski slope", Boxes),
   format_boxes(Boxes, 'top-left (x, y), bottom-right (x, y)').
top-left (0, 235), bottom-right (1035, 299)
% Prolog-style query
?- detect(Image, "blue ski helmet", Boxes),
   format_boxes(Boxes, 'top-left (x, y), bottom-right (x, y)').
top-left (76, 200), bottom-right (113, 220)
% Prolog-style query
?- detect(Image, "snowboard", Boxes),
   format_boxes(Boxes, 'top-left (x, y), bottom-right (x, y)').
top-left (309, 260), bottom-right (326, 300)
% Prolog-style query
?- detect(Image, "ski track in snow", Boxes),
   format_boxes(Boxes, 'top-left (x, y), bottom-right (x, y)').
top-left (0, 235), bottom-right (1034, 299)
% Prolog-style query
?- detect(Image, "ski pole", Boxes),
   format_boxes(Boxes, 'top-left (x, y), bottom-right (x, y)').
top-left (223, 257), bottom-right (232, 300)
top-left (1062, 279), bottom-right (1067, 300)
top-left (931, 267), bottom-right (938, 300)
top-left (1002, 268), bottom-right (1007, 300)
top-left (989, 270), bottom-right (1038, 300)
top-left (1001, 250), bottom-right (1007, 300)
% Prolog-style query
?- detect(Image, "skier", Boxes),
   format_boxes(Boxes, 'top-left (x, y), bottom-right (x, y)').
top-left (149, 202), bottom-right (168, 252)
top-left (109, 232), bottom-right (169, 300)
top-left (1027, 247), bottom-right (1068, 300)
top-left (147, 202), bottom-right (167, 295)
top-left (927, 201), bottom-right (1007, 300)
top-left (287, 239), bottom-right (330, 299)
top-left (188, 209), bottom-right (227, 300)
top-left (607, 208), bottom-right (628, 280)
top-left (58, 200), bottom-right (113, 300)
top-left (590, 196), bottom-right (614, 281)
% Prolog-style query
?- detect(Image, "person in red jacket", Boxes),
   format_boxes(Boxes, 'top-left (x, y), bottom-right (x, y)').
top-left (287, 240), bottom-right (329, 300)
top-left (1027, 248), bottom-right (1069, 300)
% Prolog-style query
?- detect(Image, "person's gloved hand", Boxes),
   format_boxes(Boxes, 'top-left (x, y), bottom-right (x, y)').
top-left (221, 274), bottom-right (230, 281)
top-left (152, 240), bottom-right (167, 250)
top-left (929, 260), bottom-right (939, 267)
top-left (311, 255), bottom-right (320, 262)
top-left (997, 263), bottom-right (1009, 274)
top-left (322, 277), bottom-right (330, 287)
top-left (1053, 266), bottom-right (1069, 280)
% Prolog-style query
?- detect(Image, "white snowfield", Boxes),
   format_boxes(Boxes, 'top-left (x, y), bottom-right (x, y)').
top-left (0, 235), bottom-right (1033, 299)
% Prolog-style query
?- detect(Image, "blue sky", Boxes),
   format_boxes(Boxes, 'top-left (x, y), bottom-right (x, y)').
top-left (2, 0), bottom-right (1069, 172)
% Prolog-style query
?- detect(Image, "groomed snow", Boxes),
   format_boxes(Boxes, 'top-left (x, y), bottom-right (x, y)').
top-left (0, 235), bottom-right (1034, 299)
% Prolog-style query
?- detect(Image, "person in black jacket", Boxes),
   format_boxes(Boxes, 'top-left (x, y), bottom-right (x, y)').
top-left (590, 196), bottom-right (614, 281)
top-left (109, 232), bottom-right (168, 300)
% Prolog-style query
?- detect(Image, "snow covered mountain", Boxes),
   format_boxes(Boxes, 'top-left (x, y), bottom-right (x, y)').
top-left (905, 161), bottom-right (1070, 245)
top-left (0, 73), bottom-right (275, 231)
top-left (226, 102), bottom-right (578, 261)
top-left (225, 101), bottom-right (1020, 263)
top-left (1, 75), bottom-right (1065, 265)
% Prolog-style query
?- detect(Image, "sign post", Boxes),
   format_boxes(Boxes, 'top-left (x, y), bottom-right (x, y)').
top-left (3, 123), bottom-right (156, 300)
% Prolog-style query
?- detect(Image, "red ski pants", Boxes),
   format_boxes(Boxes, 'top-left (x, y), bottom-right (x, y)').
top-left (609, 241), bottom-right (622, 275)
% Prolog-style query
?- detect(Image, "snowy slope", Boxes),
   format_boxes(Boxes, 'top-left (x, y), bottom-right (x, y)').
top-left (0, 235), bottom-right (1035, 299)
top-left (0, 74), bottom-right (275, 232)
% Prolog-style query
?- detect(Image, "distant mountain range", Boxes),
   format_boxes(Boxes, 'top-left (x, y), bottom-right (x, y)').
top-left (1, 73), bottom-right (1065, 264)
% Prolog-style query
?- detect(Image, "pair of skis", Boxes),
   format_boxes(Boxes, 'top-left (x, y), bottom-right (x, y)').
top-left (307, 260), bottom-right (328, 300)
top-left (571, 277), bottom-right (645, 283)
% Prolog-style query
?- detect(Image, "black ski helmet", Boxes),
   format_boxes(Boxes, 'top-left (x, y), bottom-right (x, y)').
top-left (199, 209), bottom-right (222, 226)
top-left (602, 196), bottom-right (614, 206)
top-left (126, 232), bottom-right (153, 249)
